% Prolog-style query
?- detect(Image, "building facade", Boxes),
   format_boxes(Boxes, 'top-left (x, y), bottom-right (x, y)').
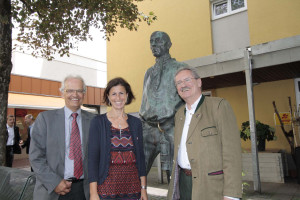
top-left (107, 0), bottom-right (300, 155)
top-left (8, 35), bottom-right (107, 152)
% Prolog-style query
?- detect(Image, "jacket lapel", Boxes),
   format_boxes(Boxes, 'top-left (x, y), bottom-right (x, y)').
top-left (174, 107), bottom-right (185, 151)
top-left (186, 111), bottom-right (202, 141)
top-left (56, 108), bottom-right (66, 168)
top-left (186, 97), bottom-right (206, 141)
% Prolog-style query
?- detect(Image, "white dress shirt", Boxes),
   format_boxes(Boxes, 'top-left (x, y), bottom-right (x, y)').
top-left (6, 124), bottom-right (15, 146)
top-left (64, 107), bottom-right (84, 179)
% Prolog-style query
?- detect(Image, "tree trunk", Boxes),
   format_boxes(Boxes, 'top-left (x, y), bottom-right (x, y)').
top-left (0, 0), bottom-right (12, 166)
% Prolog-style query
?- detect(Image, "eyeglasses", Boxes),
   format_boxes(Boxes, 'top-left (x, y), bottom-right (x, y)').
top-left (175, 77), bottom-right (197, 87)
top-left (64, 89), bottom-right (85, 94)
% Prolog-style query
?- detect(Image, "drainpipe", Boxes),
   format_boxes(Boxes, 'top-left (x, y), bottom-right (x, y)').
top-left (244, 47), bottom-right (261, 192)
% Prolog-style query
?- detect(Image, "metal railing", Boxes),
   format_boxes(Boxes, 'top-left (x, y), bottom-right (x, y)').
top-left (0, 166), bottom-right (35, 200)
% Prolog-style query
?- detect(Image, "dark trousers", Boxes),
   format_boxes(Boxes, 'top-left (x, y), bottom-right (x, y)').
top-left (179, 169), bottom-right (192, 200)
top-left (5, 146), bottom-right (14, 167)
top-left (58, 180), bottom-right (86, 200)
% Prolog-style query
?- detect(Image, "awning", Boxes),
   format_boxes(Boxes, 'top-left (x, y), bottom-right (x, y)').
top-left (8, 93), bottom-right (64, 110)
top-left (8, 93), bottom-right (99, 113)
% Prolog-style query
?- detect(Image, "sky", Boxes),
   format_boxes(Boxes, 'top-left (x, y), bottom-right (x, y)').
top-left (11, 26), bottom-right (107, 88)
top-left (12, 26), bottom-right (107, 63)
top-left (69, 27), bottom-right (107, 62)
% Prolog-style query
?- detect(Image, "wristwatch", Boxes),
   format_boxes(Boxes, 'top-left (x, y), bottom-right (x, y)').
top-left (141, 185), bottom-right (147, 189)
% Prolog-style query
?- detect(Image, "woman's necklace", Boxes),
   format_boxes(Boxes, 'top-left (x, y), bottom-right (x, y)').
top-left (108, 112), bottom-right (126, 138)
top-left (119, 124), bottom-right (122, 138)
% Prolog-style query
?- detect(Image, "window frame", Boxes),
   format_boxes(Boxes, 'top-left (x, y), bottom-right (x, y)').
top-left (211, 0), bottom-right (247, 20)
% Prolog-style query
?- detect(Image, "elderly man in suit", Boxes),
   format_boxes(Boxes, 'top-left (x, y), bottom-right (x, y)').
top-left (30, 75), bottom-right (95, 200)
top-left (22, 114), bottom-right (35, 171)
top-left (22, 114), bottom-right (35, 154)
top-left (168, 67), bottom-right (242, 200)
top-left (6, 115), bottom-right (21, 167)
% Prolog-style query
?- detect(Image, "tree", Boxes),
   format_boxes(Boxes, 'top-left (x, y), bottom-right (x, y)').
top-left (0, 0), bottom-right (156, 166)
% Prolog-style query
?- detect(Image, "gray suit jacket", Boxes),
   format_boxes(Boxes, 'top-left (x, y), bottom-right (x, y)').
top-left (29, 108), bottom-right (95, 200)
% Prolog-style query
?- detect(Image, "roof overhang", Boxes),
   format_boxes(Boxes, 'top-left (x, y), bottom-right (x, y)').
top-left (184, 35), bottom-right (300, 90)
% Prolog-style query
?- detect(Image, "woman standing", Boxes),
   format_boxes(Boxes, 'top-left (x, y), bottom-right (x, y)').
top-left (88, 77), bottom-right (147, 200)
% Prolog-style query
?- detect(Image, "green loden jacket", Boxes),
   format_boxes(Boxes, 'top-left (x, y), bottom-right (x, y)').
top-left (168, 96), bottom-right (242, 200)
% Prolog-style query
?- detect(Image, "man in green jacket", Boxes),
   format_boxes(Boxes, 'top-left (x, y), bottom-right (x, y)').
top-left (168, 67), bottom-right (242, 200)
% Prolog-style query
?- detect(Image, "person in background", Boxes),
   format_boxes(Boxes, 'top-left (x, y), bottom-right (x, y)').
top-left (22, 114), bottom-right (35, 171)
top-left (30, 75), bottom-right (95, 200)
top-left (168, 67), bottom-right (242, 200)
top-left (6, 115), bottom-right (22, 167)
top-left (22, 114), bottom-right (35, 154)
top-left (89, 77), bottom-right (147, 200)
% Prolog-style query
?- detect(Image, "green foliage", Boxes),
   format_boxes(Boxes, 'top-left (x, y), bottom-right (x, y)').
top-left (240, 120), bottom-right (276, 141)
top-left (242, 171), bottom-right (250, 194)
top-left (10, 0), bottom-right (156, 59)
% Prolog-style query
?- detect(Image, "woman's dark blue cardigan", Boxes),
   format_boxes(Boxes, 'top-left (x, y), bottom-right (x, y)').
top-left (88, 113), bottom-right (146, 184)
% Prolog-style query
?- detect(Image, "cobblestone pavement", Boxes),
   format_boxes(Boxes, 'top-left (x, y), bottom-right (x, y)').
top-left (147, 167), bottom-right (168, 200)
top-left (148, 195), bottom-right (167, 200)
top-left (242, 178), bottom-right (300, 200)
top-left (13, 158), bottom-right (300, 200)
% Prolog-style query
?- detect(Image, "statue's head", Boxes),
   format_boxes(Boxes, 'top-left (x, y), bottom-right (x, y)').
top-left (150, 31), bottom-right (172, 58)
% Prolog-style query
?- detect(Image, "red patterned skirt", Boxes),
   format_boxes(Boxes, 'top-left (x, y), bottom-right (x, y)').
top-left (97, 126), bottom-right (141, 199)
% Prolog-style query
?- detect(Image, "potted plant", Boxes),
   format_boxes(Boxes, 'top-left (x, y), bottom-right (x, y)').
top-left (240, 120), bottom-right (276, 151)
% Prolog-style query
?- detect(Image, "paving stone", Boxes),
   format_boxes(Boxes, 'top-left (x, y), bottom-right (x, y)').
top-left (13, 158), bottom-right (300, 200)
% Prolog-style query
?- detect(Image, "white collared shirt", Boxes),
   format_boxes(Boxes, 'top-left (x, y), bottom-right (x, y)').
top-left (6, 124), bottom-right (15, 146)
top-left (64, 107), bottom-right (84, 179)
top-left (177, 95), bottom-right (202, 169)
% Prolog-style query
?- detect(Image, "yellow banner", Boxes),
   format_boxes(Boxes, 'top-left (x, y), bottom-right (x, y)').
top-left (274, 112), bottom-right (291, 125)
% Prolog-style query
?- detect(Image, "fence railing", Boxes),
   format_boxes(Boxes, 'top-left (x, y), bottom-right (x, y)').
top-left (0, 166), bottom-right (35, 200)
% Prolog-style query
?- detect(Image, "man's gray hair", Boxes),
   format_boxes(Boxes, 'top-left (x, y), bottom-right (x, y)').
top-left (59, 75), bottom-right (87, 93)
top-left (25, 114), bottom-right (34, 120)
top-left (174, 66), bottom-right (201, 83)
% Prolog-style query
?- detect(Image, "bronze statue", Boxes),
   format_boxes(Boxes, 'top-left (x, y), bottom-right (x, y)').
top-left (140, 31), bottom-right (188, 182)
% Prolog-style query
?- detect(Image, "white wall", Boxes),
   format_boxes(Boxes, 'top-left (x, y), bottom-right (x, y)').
top-left (11, 27), bottom-right (107, 88)
top-left (212, 11), bottom-right (250, 53)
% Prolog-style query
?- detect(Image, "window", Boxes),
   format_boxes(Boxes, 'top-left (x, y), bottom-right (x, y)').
top-left (212, 0), bottom-right (247, 20)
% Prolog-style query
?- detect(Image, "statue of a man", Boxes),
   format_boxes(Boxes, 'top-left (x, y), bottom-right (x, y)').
top-left (140, 31), bottom-right (188, 181)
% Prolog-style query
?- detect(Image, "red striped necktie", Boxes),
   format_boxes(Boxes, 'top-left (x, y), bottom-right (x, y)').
top-left (69, 113), bottom-right (83, 179)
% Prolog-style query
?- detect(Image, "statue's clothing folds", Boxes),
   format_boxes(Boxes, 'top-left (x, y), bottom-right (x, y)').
top-left (140, 53), bottom-right (187, 173)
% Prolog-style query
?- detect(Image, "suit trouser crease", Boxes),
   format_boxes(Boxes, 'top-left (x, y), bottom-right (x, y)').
top-left (6, 146), bottom-right (14, 167)
top-left (179, 169), bottom-right (192, 200)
